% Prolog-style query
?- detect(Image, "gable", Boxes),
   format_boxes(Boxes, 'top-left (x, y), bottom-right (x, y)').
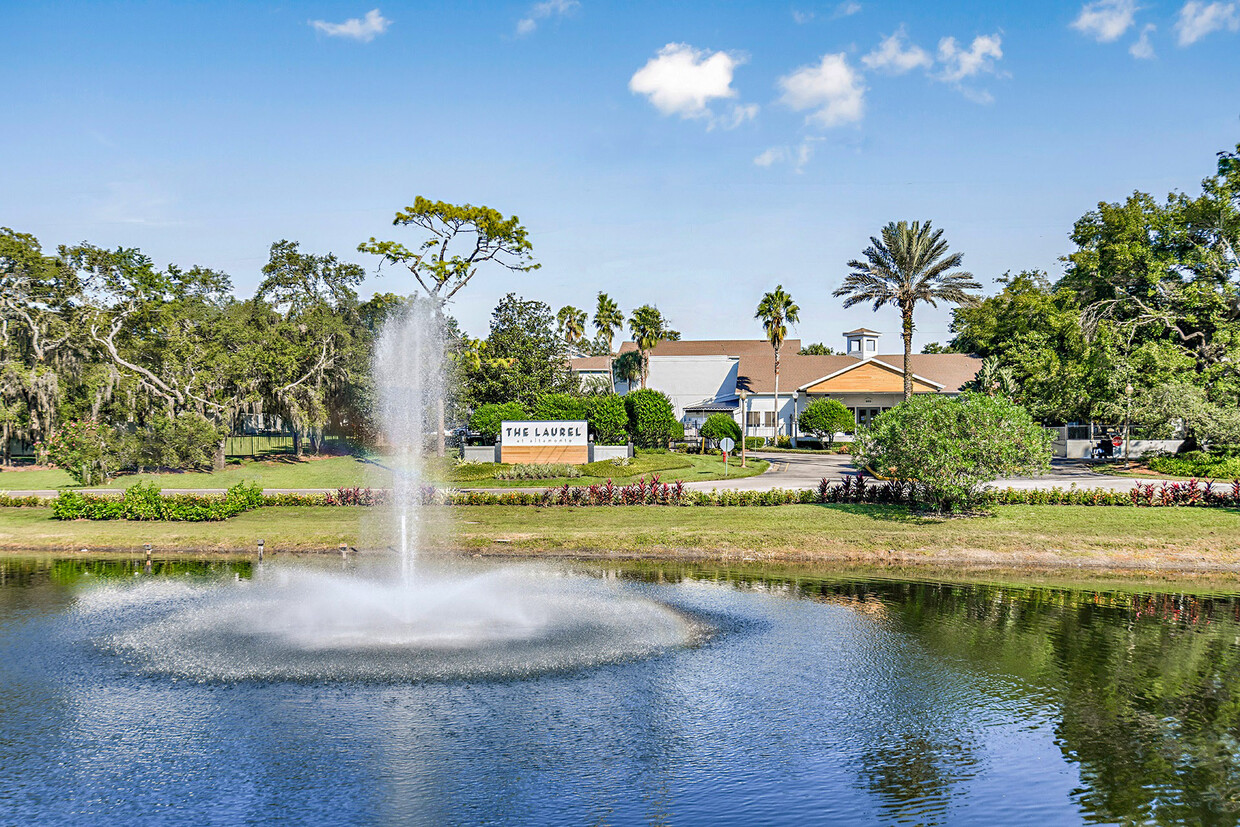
top-left (805, 360), bottom-right (940, 394)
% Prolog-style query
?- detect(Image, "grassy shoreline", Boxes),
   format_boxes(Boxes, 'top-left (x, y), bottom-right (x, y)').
top-left (0, 452), bottom-right (766, 491)
top-left (3, 503), bottom-right (1240, 576)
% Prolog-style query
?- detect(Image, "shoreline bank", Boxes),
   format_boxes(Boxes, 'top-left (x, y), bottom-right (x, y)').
top-left (3, 503), bottom-right (1240, 578)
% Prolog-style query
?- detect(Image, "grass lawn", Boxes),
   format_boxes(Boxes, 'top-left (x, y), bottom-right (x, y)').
top-left (0, 455), bottom-right (375, 491)
top-left (4, 503), bottom-right (1240, 573)
top-left (438, 452), bottom-right (768, 488)
top-left (0, 451), bottom-right (768, 491)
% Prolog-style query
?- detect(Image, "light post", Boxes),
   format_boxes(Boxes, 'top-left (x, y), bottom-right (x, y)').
top-left (739, 390), bottom-right (748, 468)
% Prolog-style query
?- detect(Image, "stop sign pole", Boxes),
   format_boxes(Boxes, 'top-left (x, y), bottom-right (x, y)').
top-left (720, 436), bottom-right (736, 476)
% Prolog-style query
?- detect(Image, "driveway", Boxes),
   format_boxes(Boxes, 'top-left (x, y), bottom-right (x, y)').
top-left (685, 453), bottom-right (1185, 493)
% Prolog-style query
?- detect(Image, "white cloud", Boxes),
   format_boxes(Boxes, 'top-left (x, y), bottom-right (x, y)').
top-left (309, 8), bottom-right (390, 42)
top-left (1071, 0), bottom-right (1138, 42)
top-left (936, 34), bottom-right (1003, 83)
top-left (516, 0), bottom-right (579, 36)
top-left (722, 103), bottom-right (760, 129)
top-left (778, 53), bottom-right (865, 127)
top-left (630, 43), bottom-right (747, 121)
top-left (833, 2), bottom-right (862, 17)
top-left (753, 140), bottom-right (816, 172)
top-left (1130, 23), bottom-right (1157, 57)
top-left (862, 27), bottom-right (933, 73)
top-left (1175, 1), bottom-right (1239, 44)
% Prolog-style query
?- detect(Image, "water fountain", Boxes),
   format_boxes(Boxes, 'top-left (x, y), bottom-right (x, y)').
top-left (75, 303), bottom-right (698, 682)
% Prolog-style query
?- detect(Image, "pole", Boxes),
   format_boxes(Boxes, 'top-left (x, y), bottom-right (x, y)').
top-left (740, 391), bottom-right (748, 468)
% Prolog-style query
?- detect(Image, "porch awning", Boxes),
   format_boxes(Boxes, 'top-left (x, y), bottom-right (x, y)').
top-left (683, 400), bottom-right (739, 413)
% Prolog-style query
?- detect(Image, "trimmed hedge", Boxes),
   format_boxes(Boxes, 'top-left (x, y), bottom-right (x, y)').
top-left (52, 482), bottom-right (265, 521)
top-left (42, 476), bottom-right (1240, 521)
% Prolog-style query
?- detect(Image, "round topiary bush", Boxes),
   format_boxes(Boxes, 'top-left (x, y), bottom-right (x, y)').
top-left (700, 412), bottom-right (741, 445)
top-left (798, 399), bottom-right (854, 446)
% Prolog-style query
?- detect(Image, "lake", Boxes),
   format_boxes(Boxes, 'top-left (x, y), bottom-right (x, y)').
top-left (3, 555), bottom-right (1239, 825)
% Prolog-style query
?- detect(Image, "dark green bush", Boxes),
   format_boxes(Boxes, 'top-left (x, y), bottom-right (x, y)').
top-left (531, 392), bottom-right (586, 422)
top-left (1147, 451), bottom-right (1240, 479)
top-left (624, 389), bottom-right (677, 447)
top-left (469, 402), bottom-right (527, 442)
top-left (583, 394), bottom-right (628, 444)
top-left (700, 413), bottom-right (741, 444)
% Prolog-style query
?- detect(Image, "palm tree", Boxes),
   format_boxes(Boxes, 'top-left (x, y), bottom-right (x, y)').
top-left (834, 221), bottom-right (981, 400)
top-left (556, 305), bottom-right (587, 349)
top-left (612, 350), bottom-right (642, 389)
top-left (755, 286), bottom-right (800, 438)
top-left (629, 304), bottom-right (673, 389)
top-left (593, 292), bottom-right (624, 354)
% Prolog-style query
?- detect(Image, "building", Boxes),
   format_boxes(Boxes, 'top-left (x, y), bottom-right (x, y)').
top-left (589, 329), bottom-right (981, 444)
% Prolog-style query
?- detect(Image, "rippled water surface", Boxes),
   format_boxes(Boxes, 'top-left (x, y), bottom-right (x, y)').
top-left (4, 556), bottom-right (1240, 826)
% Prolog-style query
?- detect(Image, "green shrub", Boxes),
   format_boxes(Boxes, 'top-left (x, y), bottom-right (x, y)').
top-left (1147, 451), bottom-right (1240, 479)
top-left (744, 436), bottom-right (766, 450)
top-left (43, 420), bottom-right (130, 485)
top-left (776, 436), bottom-right (792, 449)
top-left (700, 413), bottom-right (741, 444)
top-left (624, 389), bottom-right (677, 447)
top-left (494, 463), bottom-right (582, 480)
top-left (798, 399), bottom-right (853, 445)
top-left (584, 394), bottom-right (628, 444)
top-left (531, 392), bottom-right (586, 422)
top-left (136, 412), bottom-right (223, 471)
top-left (854, 393), bottom-right (1053, 513)
top-left (51, 481), bottom-right (265, 521)
top-left (469, 402), bottom-right (527, 442)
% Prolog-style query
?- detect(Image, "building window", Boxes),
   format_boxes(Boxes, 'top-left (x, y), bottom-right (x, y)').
top-left (865, 338), bottom-right (875, 351)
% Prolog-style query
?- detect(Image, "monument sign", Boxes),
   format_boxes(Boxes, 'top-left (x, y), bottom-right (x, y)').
top-left (500, 420), bottom-right (589, 465)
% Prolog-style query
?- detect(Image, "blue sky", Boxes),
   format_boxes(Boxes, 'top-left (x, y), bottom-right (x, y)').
top-left (2, 1), bottom-right (1238, 348)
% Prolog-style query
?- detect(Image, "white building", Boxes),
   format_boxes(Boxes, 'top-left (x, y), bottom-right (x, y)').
top-left (588, 330), bottom-right (982, 444)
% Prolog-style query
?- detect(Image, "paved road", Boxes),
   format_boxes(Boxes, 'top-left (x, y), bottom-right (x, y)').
top-left (686, 453), bottom-right (1186, 493)
top-left (0, 456), bottom-right (1188, 498)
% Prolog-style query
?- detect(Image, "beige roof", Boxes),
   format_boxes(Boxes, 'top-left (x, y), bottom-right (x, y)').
top-left (842, 327), bottom-right (881, 335)
top-left (617, 339), bottom-right (800, 357)
top-left (737, 353), bottom-right (981, 394)
top-left (568, 356), bottom-right (612, 371)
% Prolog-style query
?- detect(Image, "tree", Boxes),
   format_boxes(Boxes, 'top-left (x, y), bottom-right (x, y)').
top-left (835, 221), bottom-right (981, 400)
top-left (629, 305), bottom-right (677, 389)
top-left (613, 350), bottom-right (642, 388)
top-left (593, 292), bottom-right (624, 354)
top-left (359, 198), bottom-right (540, 456)
top-left (798, 399), bottom-right (853, 445)
top-left (755, 285), bottom-right (800, 437)
top-left (623, 388), bottom-right (677, 447)
top-left (920, 342), bottom-right (956, 354)
top-left (257, 240), bottom-right (368, 458)
top-left (556, 305), bottom-right (587, 348)
top-left (465, 294), bottom-right (575, 409)
top-left (799, 343), bottom-right (836, 355)
top-left (963, 356), bottom-right (1018, 398)
top-left (854, 393), bottom-right (1052, 513)
top-left (700, 412), bottom-right (741, 445)
top-left (358, 197), bottom-right (539, 302)
top-left (949, 271), bottom-right (1118, 423)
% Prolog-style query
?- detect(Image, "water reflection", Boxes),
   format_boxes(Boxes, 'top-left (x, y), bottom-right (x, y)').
top-left (4, 556), bottom-right (1240, 825)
